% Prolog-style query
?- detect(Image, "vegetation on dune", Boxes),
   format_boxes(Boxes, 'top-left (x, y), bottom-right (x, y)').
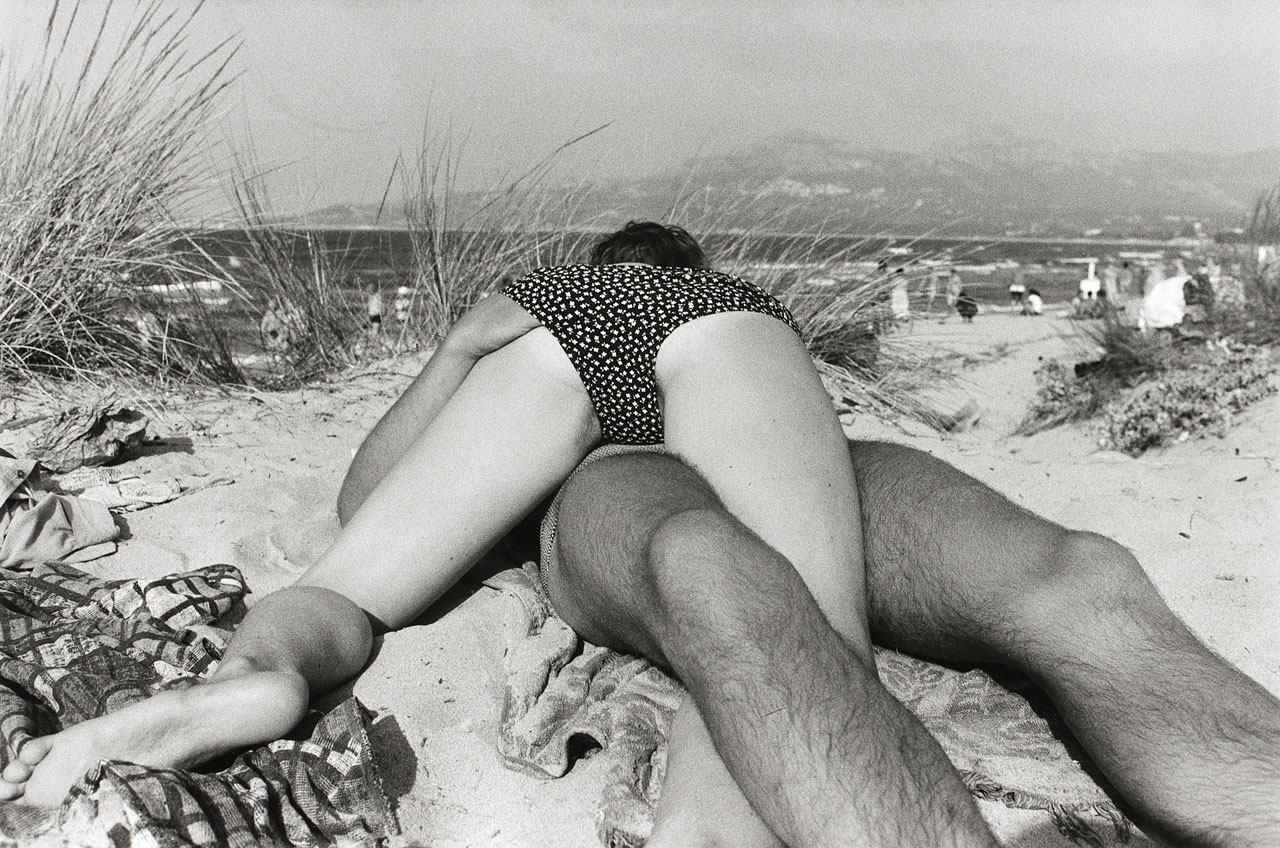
top-left (674, 191), bottom-right (955, 427)
top-left (0, 1), bottom-right (245, 383)
top-left (1019, 265), bottom-right (1280, 455)
top-left (397, 126), bottom-right (608, 346)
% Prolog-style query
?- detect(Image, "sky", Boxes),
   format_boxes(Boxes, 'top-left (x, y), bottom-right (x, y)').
top-left (2, 0), bottom-right (1278, 216)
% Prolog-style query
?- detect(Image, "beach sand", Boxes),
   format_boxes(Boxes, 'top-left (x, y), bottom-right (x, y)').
top-left (2, 309), bottom-right (1276, 847)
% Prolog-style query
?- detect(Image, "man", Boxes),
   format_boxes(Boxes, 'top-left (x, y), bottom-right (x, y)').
top-left (537, 439), bottom-right (1280, 847)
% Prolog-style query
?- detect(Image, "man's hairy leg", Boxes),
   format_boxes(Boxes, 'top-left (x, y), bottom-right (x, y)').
top-left (849, 439), bottom-right (1280, 848)
top-left (548, 452), bottom-right (998, 848)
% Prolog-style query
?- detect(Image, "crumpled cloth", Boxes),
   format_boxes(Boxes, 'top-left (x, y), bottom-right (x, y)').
top-left (486, 564), bottom-right (682, 847)
top-left (0, 560), bottom-right (397, 847)
top-left (27, 401), bottom-right (149, 474)
top-left (488, 564), bottom-right (1130, 848)
top-left (0, 457), bottom-right (118, 570)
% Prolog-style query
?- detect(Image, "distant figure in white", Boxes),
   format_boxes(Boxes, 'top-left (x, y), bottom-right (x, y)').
top-left (889, 269), bottom-right (910, 324)
top-left (1077, 260), bottom-right (1102, 301)
top-left (1139, 272), bottom-right (1190, 331)
top-left (944, 269), bottom-right (963, 319)
top-left (393, 286), bottom-right (412, 324)
top-left (1024, 288), bottom-right (1044, 316)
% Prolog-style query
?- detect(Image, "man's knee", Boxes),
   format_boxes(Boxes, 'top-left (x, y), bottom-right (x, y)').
top-left (643, 505), bottom-right (792, 642)
top-left (555, 451), bottom-right (723, 603)
top-left (1004, 528), bottom-right (1160, 631)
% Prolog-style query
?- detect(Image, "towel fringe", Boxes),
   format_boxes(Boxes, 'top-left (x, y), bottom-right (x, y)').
top-left (960, 769), bottom-right (1132, 845)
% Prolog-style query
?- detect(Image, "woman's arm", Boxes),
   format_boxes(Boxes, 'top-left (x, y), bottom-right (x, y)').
top-left (336, 293), bottom-right (541, 523)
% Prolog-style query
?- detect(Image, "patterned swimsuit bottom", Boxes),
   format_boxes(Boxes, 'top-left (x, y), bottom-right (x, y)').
top-left (502, 264), bottom-right (801, 444)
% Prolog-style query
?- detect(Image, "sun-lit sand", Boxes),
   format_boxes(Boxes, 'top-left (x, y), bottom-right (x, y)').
top-left (2, 309), bottom-right (1275, 847)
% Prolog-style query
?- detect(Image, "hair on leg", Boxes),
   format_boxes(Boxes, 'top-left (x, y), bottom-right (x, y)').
top-left (848, 438), bottom-right (1280, 846)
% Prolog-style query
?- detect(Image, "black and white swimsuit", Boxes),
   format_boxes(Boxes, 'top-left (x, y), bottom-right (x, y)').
top-left (502, 264), bottom-right (801, 444)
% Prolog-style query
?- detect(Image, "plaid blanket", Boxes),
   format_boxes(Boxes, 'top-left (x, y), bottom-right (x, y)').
top-left (0, 561), bottom-right (396, 847)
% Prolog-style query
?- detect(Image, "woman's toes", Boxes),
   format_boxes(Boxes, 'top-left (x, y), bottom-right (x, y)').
top-left (2, 758), bottom-right (33, 782)
top-left (16, 738), bottom-right (51, 766)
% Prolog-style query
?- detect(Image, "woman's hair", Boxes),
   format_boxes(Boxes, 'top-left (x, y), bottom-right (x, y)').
top-left (588, 221), bottom-right (708, 268)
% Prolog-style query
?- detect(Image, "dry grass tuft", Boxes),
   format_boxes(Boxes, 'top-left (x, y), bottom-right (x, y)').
top-left (668, 189), bottom-right (956, 427)
top-left (0, 1), bottom-right (242, 383)
top-left (399, 126), bottom-right (609, 346)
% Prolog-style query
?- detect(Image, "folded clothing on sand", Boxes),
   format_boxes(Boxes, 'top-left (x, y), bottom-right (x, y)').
top-left (0, 561), bottom-right (397, 847)
top-left (0, 456), bottom-right (119, 569)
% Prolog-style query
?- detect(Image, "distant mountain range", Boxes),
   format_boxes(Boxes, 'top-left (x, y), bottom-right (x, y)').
top-left (292, 134), bottom-right (1280, 240)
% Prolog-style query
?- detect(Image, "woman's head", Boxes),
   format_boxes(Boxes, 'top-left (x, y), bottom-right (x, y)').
top-left (589, 221), bottom-right (707, 269)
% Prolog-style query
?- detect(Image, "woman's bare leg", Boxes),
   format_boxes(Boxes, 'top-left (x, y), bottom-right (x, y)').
top-left (640, 314), bottom-right (990, 846)
top-left (0, 329), bottom-right (601, 805)
top-left (297, 327), bottom-right (600, 628)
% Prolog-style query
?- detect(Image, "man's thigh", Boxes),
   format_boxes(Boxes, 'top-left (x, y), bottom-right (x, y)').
top-left (543, 449), bottom-right (722, 665)
top-left (849, 439), bottom-right (1070, 662)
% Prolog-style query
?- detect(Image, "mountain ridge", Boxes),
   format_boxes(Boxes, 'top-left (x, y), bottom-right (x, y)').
top-left (288, 135), bottom-right (1280, 240)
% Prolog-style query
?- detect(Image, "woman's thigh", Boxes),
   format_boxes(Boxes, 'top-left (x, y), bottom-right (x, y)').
top-left (298, 328), bottom-right (601, 629)
top-left (655, 312), bottom-right (871, 656)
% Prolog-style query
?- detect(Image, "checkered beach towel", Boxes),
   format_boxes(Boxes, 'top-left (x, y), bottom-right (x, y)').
top-left (0, 561), bottom-right (396, 847)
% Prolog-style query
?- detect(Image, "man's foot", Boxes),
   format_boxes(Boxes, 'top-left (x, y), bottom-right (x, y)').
top-left (0, 670), bottom-right (308, 806)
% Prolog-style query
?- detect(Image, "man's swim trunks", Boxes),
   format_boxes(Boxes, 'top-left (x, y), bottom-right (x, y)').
top-left (502, 264), bottom-right (801, 444)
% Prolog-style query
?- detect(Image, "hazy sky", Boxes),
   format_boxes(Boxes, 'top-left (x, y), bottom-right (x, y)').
top-left (3, 1), bottom-right (1278, 215)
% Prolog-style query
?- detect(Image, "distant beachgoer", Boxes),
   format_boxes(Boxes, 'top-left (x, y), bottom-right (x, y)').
top-left (890, 269), bottom-right (910, 324)
top-left (260, 296), bottom-right (305, 353)
top-left (1139, 273), bottom-right (1188, 331)
top-left (1143, 260), bottom-right (1166, 296)
top-left (1117, 262), bottom-right (1134, 297)
top-left (1024, 288), bottom-right (1044, 316)
top-left (393, 286), bottom-right (412, 324)
top-left (955, 290), bottom-right (978, 322)
top-left (1078, 271), bottom-right (1101, 300)
top-left (367, 289), bottom-right (384, 332)
top-left (944, 269), bottom-right (962, 320)
top-left (1008, 270), bottom-right (1026, 310)
top-left (1101, 262), bottom-right (1119, 300)
top-left (926, 269), bottom-right (940, 313)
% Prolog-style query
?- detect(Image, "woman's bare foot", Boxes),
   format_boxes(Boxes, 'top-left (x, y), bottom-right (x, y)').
top-left (0, 670), bottom-right (308, 806)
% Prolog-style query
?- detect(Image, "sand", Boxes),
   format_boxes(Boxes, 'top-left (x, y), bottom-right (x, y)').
top-left (1, 309), bottom-right (1276, 847)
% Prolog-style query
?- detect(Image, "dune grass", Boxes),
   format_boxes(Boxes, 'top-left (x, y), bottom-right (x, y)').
top-left (0, 1), bottom-right (248, 384)
top-left (662, 188), bottom-right (956, 426)
top-left (397, 126), bottom-right (608, 347)
top-left (225, 156), bottom-right (372, 385)
top-left (1, 3), bottom-right (951, 429)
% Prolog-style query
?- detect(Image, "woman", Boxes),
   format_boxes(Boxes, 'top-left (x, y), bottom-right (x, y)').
top-left (1, 222), bottom-right (872, 846)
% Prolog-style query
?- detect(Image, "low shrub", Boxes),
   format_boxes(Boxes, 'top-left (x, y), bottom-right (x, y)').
top-left (1020, 344), bottom-right (1276, 454)
top-left (1099, 348), bottom-right (1276, 455)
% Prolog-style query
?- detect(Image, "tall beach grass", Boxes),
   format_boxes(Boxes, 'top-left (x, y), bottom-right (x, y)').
top-left (1, 3), bottom-right (953, 429)
top-left (0, 1), bottom-right (244, 384)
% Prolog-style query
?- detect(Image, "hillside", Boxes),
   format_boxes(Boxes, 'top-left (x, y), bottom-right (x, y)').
top-left (293, 135), bottom-right (1280, 239)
